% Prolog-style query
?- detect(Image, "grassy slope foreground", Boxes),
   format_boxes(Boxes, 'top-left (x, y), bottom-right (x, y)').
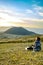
top-left (0, 36), bottom-right (43, 65)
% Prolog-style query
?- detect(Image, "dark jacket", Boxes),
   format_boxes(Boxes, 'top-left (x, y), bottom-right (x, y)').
top-left (34, 40), bottom-right (41, 51)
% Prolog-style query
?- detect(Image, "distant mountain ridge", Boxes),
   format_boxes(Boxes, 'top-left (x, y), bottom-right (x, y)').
top-left (5, 27), bottom-right (36, 35)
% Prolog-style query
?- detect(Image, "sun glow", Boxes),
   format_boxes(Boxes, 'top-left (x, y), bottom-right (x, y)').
top-left (0, 9), bottom-right (22, 26)
top-left (0, 19), bottom-right (17, 26)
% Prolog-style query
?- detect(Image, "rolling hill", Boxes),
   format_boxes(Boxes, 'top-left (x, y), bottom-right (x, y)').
top-left (5, 27), bottom-right (36, 35)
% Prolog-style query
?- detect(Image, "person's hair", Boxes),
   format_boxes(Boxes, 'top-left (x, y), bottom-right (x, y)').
top-left (37, 37), bottom-right (40, 41)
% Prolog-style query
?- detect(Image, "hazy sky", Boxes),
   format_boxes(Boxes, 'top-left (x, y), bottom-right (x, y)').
top-left (0, 0), bottom-right (43, 34)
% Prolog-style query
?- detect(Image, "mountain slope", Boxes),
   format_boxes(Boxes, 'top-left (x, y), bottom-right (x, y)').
top-left (5, 27), bottom-right (36, 35)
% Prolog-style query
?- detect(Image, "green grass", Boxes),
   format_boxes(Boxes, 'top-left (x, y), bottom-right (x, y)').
top-left (0, 41), bottom-right (43, 65)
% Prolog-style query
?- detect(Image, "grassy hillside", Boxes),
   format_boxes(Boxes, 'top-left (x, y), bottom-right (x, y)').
top-left (0, 35), bottom-right (43, 65)
top-left (0, 35), bottom-right (43, 43)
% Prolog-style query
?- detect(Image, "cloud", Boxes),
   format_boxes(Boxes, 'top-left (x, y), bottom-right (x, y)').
top-left (0, 8), bottom-right (23, 27)
top-left (22, 17), bottom-right (43, 22)
top-left (33, 5), bottom-right (43, 14)
top-left (0, 8), bottom-right (25, 17)
top-left (32, 0), bottom-right (40, 4)
top-left (10, 17), bottom-right (43, 28)
top-left (25, 5), bottom-right (43, 19)
top-left (26, 9), bottom-right (33, 14)
top-left (10, 21), bottom-right (43, 28)
top-left (32, 4), bottom-right (43, 19)
top-left (20, 17), bottom-right (43, 28)
top-left (34, 6), bottom-right (42, 11)
top-left (0, 5), bottom-right (43, 28)
top-left (38, 12), bottom-right (43, 16)
top-left (0, 17), bottom-right (4, 20)
top-left (0, 8), bottom-right (24, 23)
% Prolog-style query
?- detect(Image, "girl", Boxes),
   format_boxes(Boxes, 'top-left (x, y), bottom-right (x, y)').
top-left (34, 37), bottom-right (41, 51)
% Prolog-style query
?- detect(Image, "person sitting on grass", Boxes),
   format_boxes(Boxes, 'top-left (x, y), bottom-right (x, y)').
top-left (26, 37), bottom-right (41, 51)
top-left (34, 37), bottom-right (41, 51)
